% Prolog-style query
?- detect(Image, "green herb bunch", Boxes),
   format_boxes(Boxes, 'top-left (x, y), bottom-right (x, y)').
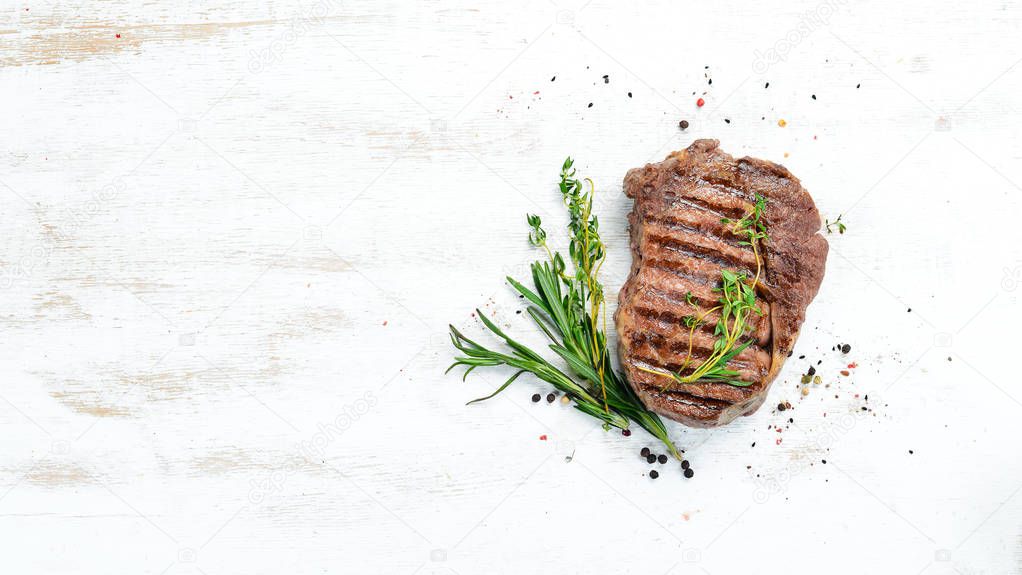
top-left (447, 158), bottom-right (681, 459)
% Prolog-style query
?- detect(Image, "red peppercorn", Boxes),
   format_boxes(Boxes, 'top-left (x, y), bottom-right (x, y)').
top-left (696, 98), bottom-right (705, 107)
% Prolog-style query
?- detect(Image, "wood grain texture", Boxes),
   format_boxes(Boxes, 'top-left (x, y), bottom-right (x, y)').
top-left (1, 1), bottom-right (1021, 573)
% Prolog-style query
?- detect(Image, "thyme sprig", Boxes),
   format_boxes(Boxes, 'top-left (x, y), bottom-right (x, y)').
top-left (825, 214), bottom-right (846, 234)
top-left (448, 158), bottom-right (681, 459)
top-left (638, 195), bottom-right (768, 389)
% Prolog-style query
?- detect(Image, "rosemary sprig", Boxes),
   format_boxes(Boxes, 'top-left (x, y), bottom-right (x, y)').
top-left (447, 158), bottom-right (681, 459)
top-left (638, 195), bottom-right (768, 389)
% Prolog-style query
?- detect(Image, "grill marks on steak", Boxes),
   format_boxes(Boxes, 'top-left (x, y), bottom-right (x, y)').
top-left (615, 139), bottom-right (828, 428)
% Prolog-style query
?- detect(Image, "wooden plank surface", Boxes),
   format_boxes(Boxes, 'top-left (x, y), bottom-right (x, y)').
top-left (2, 1), bottom-right (1021, 573)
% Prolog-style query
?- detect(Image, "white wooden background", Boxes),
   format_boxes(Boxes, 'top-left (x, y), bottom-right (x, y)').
top-left (2, 1), bottom-right (1020, 573)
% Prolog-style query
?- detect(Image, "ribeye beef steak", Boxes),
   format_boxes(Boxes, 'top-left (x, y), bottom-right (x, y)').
top-left (615, 139), bottom-right (828, 427)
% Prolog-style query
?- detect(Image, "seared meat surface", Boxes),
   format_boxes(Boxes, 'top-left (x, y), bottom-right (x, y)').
top-left (615, 140), bottom-right (827, 427)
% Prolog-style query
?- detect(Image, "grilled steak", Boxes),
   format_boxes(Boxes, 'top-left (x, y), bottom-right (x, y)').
top-left (615, 140), bottom-right (827, 427)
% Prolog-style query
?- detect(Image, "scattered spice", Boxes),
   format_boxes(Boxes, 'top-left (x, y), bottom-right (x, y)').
top-left (813, 375), bottom-right (822, 385)
top-left (683, 468), bottom-right (694, 478)
top-left (560, 395), bottom-right (570, 404)
top-left (811, 94), bottom-right (817, 100)
top-left (777, 402), bottom-right (787, 412)
top-left (602, 74), bottom-right (609, 84)
top-left (841, 343), bottom-right (851, 354)
top-left (679, 120), bottom-right (690, 130)
top-left (764, 82), bottom-right (770, 88)
top-left (696, 97), bottom-right (705, 107)
top-left (681, 460), bottom-right (690, 469)
top-left (622, 428), bottom-right (632, 437)
top-left (657, 454), bottom-right (668, 464)
top-left (531, 393), bottom-right (541, 403)
top-left (551, 76), bottom-right (556, 82)
top-left (801, 386), bottom-right (810, 396)
top-left (650, 470), bottom-right (660, 479)
top-left (539, 434), bottom-right (548, 441)
top-left (777, 119), bottom-right (787, 127)
top-left (546, 393), bottom-right (556, 403)
top-left (587, 102), bottom-right (593, 108)
top-left (840, 370), bottom-right (850, 376)
top-left (628, 92), bottom-right (633, 98)
top-left (646, 454), bottom-right (656, 464)
top-left (641, 447), bottom-right (651, 458)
